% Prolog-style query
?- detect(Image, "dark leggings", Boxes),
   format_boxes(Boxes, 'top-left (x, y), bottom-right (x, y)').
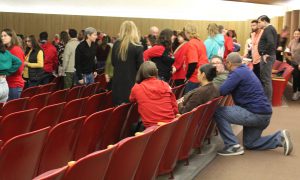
top-left (292, 64), bottom-right (300, 92)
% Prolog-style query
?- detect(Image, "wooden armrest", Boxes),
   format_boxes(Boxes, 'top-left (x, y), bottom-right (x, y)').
top-left (272, 78), bottom-right (286, 81)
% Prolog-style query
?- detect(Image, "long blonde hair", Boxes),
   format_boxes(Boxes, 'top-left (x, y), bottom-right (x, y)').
top-left (184, 24), bottom-right (200, 39)
top-left (118, 21), bottom-right (141, 61)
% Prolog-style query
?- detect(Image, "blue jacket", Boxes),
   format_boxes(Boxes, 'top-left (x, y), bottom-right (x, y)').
top-left (220, 65), bottom-right (272, 114)
top-left (204, 34), bottom-right (224, 61)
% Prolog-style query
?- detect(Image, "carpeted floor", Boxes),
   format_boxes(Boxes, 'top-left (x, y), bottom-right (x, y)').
top-left (195, 86), bottom-right (300, 180)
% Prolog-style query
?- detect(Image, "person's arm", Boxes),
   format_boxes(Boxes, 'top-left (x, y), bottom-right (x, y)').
top-left (185, 43), bottom-right (198, 80)
top-left (62, 43), bottom-right (70, 72)
top-left (105, 46), bottom-right (113, 80)
top-left (226, 36), bottom-right (234, 52)
top-left (6, 54), bottom-right (22, 75)
top-left (27, 50), bottom-right (44, 68)
top-left (186, 63), bottom-right (197, 80)
top-left (75, 46), bottom-right (83, 80)
top-left (143, 45), bottom-right (164, 61)
top-left (136, 46), bottom-right (144, 70)
top-left (52, 47), bottom-right (58, 72)
top-left (129, 85), bottom-right (138, 102)
top-left (265, 29), bottom-right (276, 55)
top-left (179, 90), bottom-right (202, 114)
top-left (219, 71), bottom-right (241, 96)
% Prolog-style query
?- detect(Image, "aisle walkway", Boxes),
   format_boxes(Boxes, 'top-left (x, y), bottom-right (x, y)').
top-left (195, 88), bottom-right (300, 180)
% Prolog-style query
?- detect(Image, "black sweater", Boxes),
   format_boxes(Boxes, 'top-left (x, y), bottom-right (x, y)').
top-left (75, 40), bottom-right (97, 80)
top-left (258, 25), bottom-right (277, 56)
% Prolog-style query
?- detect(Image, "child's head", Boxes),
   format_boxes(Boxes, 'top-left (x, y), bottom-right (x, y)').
top-left (198, 64), bottom-right (217, 83)
top-left (136, 61), bottom-right (158, 83)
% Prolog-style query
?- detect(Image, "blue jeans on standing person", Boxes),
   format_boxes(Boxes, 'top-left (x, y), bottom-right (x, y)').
top-left (184, 81), bottom-right (200, 94)
top-left (82, 73), bottom-right (95, 85)
top-left (214, 105), bottom-right (282, 150)
top-left (8, 87), bottom-right (22, 101)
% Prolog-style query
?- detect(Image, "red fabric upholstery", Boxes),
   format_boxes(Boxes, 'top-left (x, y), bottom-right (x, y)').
top-left (59, 97), bottom-right (88, 123)
top-left (0, 97), bottom-right (28, 117)
top-left (39, 83), bottom-right (56, 93)
top-left (33, 166), bottom-right (67, 180)
top-left (0, 127), bottom-right (50, 180)
top-left (66, 86), bottom-right (82, 102)
top-left (74, 108), bottom-right (113, 160)
top-left (82, 92), bottom-right (107, 116)
top-left (48, 89), bottom-right (69, 105)
top-left (120, 103), bottom-right (140, 139)
top-left (0, 108), bottom-right (38, 142)
top-left (37, 117), bottom-right (84, 175)
top-left (27, 92), bottom-right (51, 110)
top-left (21, 86), bottom-right (40, 98)
top-left (32, 102), bottom-right (66, 131)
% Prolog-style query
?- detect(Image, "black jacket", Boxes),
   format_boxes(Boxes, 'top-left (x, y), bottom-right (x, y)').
top-left (258, 25), bottom-right (277, 56)
top-left (75, 40), bottom-right (97, 80)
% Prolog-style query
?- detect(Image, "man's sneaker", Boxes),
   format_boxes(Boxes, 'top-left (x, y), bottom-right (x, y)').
top-left (292, 92), bottom-right (299, 101)
top-left (218, 144), bottom-right (244, 156)
top-left (282, 130), bottom-right (293, 156)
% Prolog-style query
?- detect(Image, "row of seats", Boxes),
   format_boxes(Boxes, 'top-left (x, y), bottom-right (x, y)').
top-left (0, 102), bottom-right (139, 180)
top-left (26, 96), bottom-right (224, 180)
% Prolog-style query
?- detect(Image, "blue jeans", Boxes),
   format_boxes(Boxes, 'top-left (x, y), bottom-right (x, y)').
top-left (214, 105), bottom-right (282, 150)
top-left (82, 73), bottom-right (94, 85)
top-left (8, 87), bottom-right (22, 101)
top-left (184, 81), bottom-right (199, 94)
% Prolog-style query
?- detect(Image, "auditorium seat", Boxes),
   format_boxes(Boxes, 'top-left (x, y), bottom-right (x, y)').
top-left (81, 83), bottom-right (97, 98)
top-left (172, 84), bottom-right (185, 99)
top-left (39, 83), bottom-right (56, 93)
top-left (104, 129), bottom-right (153, 180)
top-left (0, 108), bottom-right (38, 142)
top-left (158, 111), bottom-right (192, 178)
top-left (21, 86), bottom-right (40, 98)
top-left (95, 73), bottom-right (108, 90)
top-left (51, 76), bottom-right (64, 91)
top-left (0, 97), bottom-right (29, 117)
top-left (135, 122), bottom-right (177, 180)
top-left (27, 92), bottom-right (51, 110)
top-left (82, 92), bottom-right (107, 116)
top-left (31, 102), bottom-right (66, 131)
top-left (0, 127), bottom-right (50, 180)
top-left (120, 103), bottom-right (140, 139)
top-left (66, 86), bottom-right (83, 102)
top-left (48, 89), bottom-right (69, 105)
top-left (59, 97), bottom-right (88, 123)
top-left (37, 117), bottom-right (84, 175)
top-left (100, 103), bottom-right (131, 149)
top-left (33, 166), bottom-right (67, 180)
top-left (105, 91), bottom-right (114, 109)
top-left (74, 108), bottom-right (113, 160)
top-left (178, 103), bottom-right (207, 163)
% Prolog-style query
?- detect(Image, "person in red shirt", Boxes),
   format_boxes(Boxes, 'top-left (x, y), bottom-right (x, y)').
top-left (143, 29), bottom-right (174, 82)
top-left (1, 28), bottom-right (25, 100)
top-left (219, 25), bottom-right (234, 60)
top-left (130, 61), bottom-right (178, 129)
top-left (184, 24), bottom-right (209, 94)
top-left (39, 31), bottom-right (58, 84)
top-left (172, 31), bottom-right (189, 86)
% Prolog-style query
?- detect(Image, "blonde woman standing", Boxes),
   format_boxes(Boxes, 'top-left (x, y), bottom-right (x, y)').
top-left (112, 21), bottom-right (144, 105)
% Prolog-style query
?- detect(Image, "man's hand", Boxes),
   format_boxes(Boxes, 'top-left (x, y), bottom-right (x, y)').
top-left (78, 79), bottom-right (84, 84)
top-left (172, 66), bottom-right (176, 74)
top-left (298, 65), bottom-right (300, 71)
top-left (93, 72), bottom-right (98, 78)
top-left (263, 54), bottom-right (269, 63)
top-left (105, 74), bottom-right (110, 82)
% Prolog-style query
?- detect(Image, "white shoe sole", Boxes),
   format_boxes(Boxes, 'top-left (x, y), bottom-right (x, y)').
top-left (218, 150), bottom-right (245, 156)
top-left (282, 129), bottom-right (293, 156)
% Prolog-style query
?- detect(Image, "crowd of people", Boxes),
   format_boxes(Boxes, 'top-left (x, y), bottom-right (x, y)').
top-left (0, 15), bottom-right (296, 156)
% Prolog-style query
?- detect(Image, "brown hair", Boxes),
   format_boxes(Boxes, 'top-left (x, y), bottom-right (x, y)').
top-left (1, 28), bottom-right (20, 49)
top-left (136, 61), bottom-right (158, 83)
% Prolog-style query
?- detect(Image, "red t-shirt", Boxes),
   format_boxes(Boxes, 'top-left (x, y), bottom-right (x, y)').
top-left (40, 42), bottom-right (58, 73)
top-left (172, 42), bottom-right (189, 80)
top-left (143, 45), bottom-right (165, 61)
top-left (186, 38), bottom-right (208, 83)
top-left (130, 77), bottom-right (178, 128)
top-left (223, 35), bottom-right (234, 60)
top-left (7, 46), bottom-right (25, 88)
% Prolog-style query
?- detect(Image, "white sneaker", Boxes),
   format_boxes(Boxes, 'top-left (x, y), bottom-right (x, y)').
top-left (292, 92), bottom-right (299, 101)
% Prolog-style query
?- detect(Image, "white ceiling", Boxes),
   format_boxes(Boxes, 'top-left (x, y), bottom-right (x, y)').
top-left (0, 0), bottom-right (298, 21)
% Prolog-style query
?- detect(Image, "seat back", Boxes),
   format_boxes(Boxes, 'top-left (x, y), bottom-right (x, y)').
top-left (66, 86), bottom-right (82, 102)
top-left (105, 130), bottom-right (153, 180)
top-left (33, 166), bottom-right (67, 180)
top-left (37, 117), bottom-right (84, 175)
top-left (0, 97), bottom-right (29, 117)
top-left (120, 103), bottom-right (140, 139)
top-left (83, 92), bottom-right (107, 116)
top-left (21, 86), bottom-right (40, 98)
top-left (95, 73), bottom-right (107, 90)
top-left (0, 108), bottom-right (38, 142)
top-left (0, 127), bottom-right (50, 180)
top-left (179, 103), bottom-right (208, 161)
top-left (32, 102), bottom-right (66, 131)
top-left (27, 92), bottom-right (51, 110)
top-left (74, 108), bottom-right (113, 160)
top-left (135, 122), bottom-right (177, 180)
top-left (172, 84), bottom-right (185, 99)
top-left (81, 83), bottom-right (97, 98)
top-left (194, 97), bottom-right (222, 149)
top-left (105, 91), bottom-right (114, 109)
top-left (281, 63), bottom-right (294, 82)
top-left (64, 146), bottom-right (116, 180)
top-left (39, 83), bottom-right (56, 93)
top-left (59, 97), bottom-right (88, 123)
top-left (272, 60), bottom-right (282, 70)
top-left (158, 111), bottom-right (192, 175)
top-left (48, 89), bottom-right (69, 105)
top-left (100, 103), bottom-right (131, 149)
